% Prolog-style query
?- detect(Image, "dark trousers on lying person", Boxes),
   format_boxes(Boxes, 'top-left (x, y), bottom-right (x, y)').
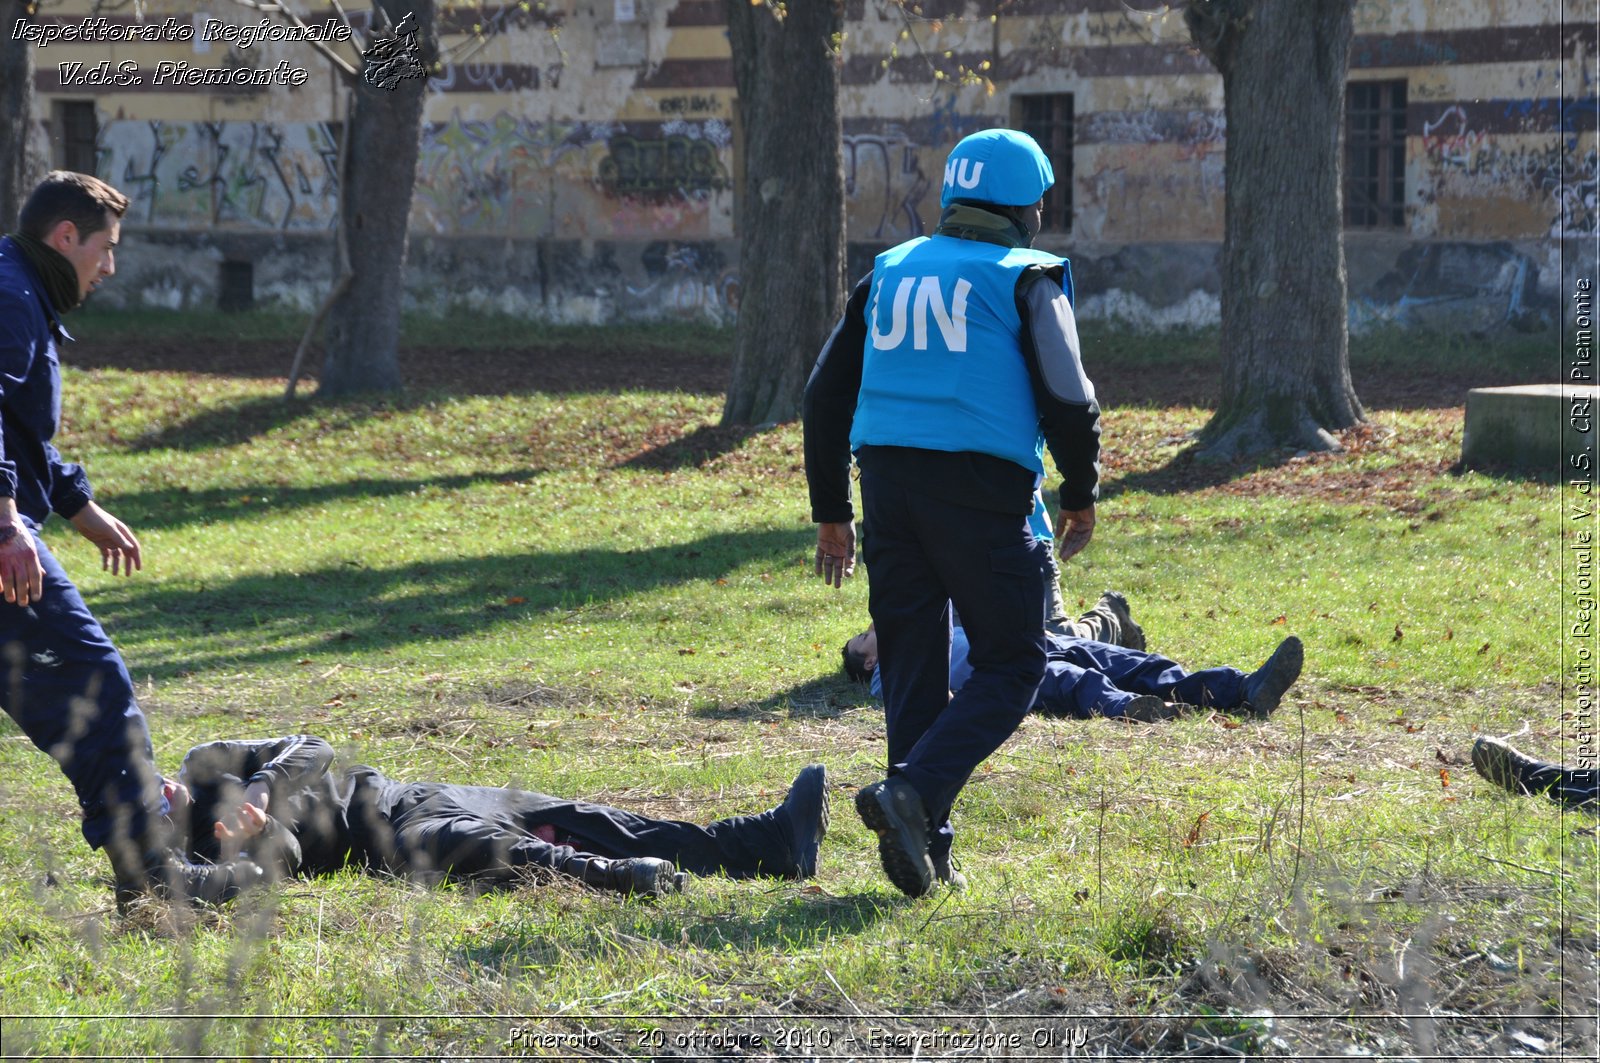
top-left (946, 627), bottom-right (1252, 718)
top-left (1035, 639), bottom-right (1248, 717)
top-left (358, 779), bottom-right (805, 885)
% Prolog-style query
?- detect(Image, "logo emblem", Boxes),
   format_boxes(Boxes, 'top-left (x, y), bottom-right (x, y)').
top-left (361, 11), bottom-right (426, 90)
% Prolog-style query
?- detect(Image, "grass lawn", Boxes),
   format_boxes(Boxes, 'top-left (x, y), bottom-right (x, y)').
top-left (0, 313), bottom-right (1591, 1060)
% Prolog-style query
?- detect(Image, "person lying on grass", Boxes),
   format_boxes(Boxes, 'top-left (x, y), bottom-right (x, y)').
top-left (1471, 736), bottom-right (1598, 809)
top-left (151, 734), bottom-right (827, 900)
top-left (840, 595), bottom-right (1304, 723)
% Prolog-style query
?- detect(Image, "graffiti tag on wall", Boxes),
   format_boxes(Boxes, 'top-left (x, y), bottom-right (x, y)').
top-left (1420, 103), bottom-right (1597, 236)
top-left (598, 130), bottom-right (731, 201)
top-left (843, 131), bottom-right (931, 240)
top-left (101, 119), bottom-right (339, 229)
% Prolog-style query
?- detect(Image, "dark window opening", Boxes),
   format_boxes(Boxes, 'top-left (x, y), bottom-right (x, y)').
top-left (53, 101), bottom-right (100, 175)
top-left (1345, 80), bottom-right (1407, 229)
top-left (1012, 93), bottom-right (1074, 234)
top-left (219, 261), bottom-right (255, 312)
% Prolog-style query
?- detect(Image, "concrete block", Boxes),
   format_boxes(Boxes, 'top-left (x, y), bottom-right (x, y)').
top-left (1461, 384), bottom-right (1599, 474)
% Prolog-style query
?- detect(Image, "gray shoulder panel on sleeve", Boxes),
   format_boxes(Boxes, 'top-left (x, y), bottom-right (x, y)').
top-left (1024, 275), bottom-right (1096, 406)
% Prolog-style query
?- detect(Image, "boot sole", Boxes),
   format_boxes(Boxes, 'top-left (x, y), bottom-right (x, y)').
top-left (1245, 636), bottom-right (1304, 717)
top-left (783, 764), bottom-right (830, 879)
top-left (855, 782), bottom-right (934, 898)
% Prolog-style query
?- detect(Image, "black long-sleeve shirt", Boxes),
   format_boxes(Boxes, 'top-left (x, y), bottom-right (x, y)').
top-left (802, 264), bottom-right (1101, 522)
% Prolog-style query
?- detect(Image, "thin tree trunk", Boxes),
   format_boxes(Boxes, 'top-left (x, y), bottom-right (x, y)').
top-left (1187, 0), bottom-right (1365, 459)
top-left (0, 0), bottom-right (42, 228)
top-left (319, 0), bottom-right (434, 397)
top-left (721, 0), bottom-right (846, 426)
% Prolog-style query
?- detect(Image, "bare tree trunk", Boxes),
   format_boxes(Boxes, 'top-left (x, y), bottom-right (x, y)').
top-left (319, 0), bottom-right (435, 398)
top-left (721, 0), bottom-right (846, 426)
top-left (0, 0), bottom-right (43, 228)
top-left (1186, 0), bottom-right (1365, 459)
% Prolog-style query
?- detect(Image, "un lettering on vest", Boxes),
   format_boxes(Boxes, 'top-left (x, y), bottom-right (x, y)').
top-left (871, 276), bottom-right (973, 352)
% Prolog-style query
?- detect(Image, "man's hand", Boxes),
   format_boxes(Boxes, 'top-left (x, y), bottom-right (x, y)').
top-left (1056, 505), bottom-right (1095, 561)
top-left (214, 781), bottom-right (270, 842)
top-left (70, 500), bottom-right (141, 576)
top-left (814, 521), bottom-right (857, 589)
top-left (214, 802), bottom-right (268, 843)
top-left (0, 501), bottom-right (43, 607)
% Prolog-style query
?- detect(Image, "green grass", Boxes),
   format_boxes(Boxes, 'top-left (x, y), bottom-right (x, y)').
top-left (0, 325), bottom-right (1592, 1059)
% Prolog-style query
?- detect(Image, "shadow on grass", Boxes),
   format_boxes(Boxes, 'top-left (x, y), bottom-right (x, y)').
top-left (88, 528), bottom-right (813, 679)
top-left (1099, 445), bottom-right (1297, 500)
top-left (693, 675), bottom-right (875, 722)
top-left (103, 469), bottom-right (547, 533)
top-left (122, 392), bottom-right (481, 454)
top-left (619, 423), bottom-right (760, 472)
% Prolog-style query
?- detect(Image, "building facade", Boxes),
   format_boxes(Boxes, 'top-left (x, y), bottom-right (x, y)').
top-left (19, 0), bottom-right (1595, 330)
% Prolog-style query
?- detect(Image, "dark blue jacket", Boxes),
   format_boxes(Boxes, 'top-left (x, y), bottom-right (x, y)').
top-left (0, 236), bottom-right (94, 524)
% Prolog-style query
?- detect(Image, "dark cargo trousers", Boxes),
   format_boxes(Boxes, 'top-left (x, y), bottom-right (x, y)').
top-left (360, 780), bottom-right (798, 884)
top-left (859, 467), bottom-right (1049, 864)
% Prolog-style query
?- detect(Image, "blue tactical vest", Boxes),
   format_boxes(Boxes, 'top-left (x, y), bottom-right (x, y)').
top-left (850, 235), bottom-right (1067, 474)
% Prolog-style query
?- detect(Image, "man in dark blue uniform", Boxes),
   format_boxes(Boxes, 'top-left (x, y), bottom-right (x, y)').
top-left (803, 129), bottom-right (1101, 896)
top-left (0, 172), bottom-right (258, 904)
top-left (167, 735), bottom-right (829, 897)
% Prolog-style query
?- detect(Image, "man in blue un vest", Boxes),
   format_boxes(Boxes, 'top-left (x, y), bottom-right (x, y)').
top-left (803, 129), bottom-right (1101, 896)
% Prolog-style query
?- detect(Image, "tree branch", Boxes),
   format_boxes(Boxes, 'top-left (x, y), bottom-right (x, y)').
top-left (227, 0), bottom-right (361, 79)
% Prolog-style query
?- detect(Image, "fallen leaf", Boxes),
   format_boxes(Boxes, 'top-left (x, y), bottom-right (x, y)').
top-left (1439, 768), bottom-right (1451, 787)
top-left (678, 647), bottom-right (696, 656)
top-left (1271, 614), bottom-right (1287, 626)
top-left (1444, 628), bottom-right (1453, 641)
top-left (1478, 642), bottom-right (1491, 654)
top-left (505, 596), bottom-right (526, 605)
top-left (1182, 811), bottom-right (1210, 848)
top-left (1392, 624), bottom-right (1404, 642)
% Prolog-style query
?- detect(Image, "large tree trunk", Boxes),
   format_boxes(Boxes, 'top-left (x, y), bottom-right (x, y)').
top-left (0, 0), bottom-right (43, 228)
top-left (721, 0), bottom-right (846, 426)
top-left (319, 0), bottom-right (435, 398)
top-left (1186, 0), bottom-right (1365, 459)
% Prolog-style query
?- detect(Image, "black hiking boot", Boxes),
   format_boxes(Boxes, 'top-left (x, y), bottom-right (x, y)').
top-left (855, 778), bottom-right (934, 898)
top-left (1240, 636), bottom-right (1304, 717)
top-left (1097, 590), bottom-right (1145, 651)
top-left (575, 856), bottom-right (685, 897)
top-left (774, 764), bottom-right (829, 878)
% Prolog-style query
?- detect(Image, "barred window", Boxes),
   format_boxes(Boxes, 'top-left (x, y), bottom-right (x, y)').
top-left (1345, 80), bottom-right (1407, 229)
top-left (1012, 93), bottom-right (1074, 234)
top-left (53, 101), bottom-right (100, 174)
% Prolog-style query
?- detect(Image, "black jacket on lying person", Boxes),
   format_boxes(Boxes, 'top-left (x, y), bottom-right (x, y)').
top-left (174, 735), bottom-right (805, 885)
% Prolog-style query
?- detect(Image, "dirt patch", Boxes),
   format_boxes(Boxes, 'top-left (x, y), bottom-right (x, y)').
top-left (67, 338), bottom-right (732, 397)
top-left (69, 337), bottom-right (1532, 413)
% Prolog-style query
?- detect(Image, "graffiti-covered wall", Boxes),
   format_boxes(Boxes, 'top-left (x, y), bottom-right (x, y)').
top-left (26, 0), bottom-right (1595, 330)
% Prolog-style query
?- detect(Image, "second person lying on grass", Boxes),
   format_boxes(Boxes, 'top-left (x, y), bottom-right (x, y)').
top-left (162, 734), bottom-right (827, 899)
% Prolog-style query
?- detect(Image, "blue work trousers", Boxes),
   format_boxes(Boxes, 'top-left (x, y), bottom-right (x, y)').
top-left (1039, 639), bottom-right (1247, 717)
top-left (860, 468), bottom-right (1048, 853)
top-left (0, 525), bottom-right (160, 851)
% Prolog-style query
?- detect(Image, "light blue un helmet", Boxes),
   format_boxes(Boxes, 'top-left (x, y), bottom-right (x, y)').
top-left (939, 128), bottom-right (1054, 209)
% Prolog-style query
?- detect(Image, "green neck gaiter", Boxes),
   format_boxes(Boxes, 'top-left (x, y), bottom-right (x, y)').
top-left (5, 233), bottom-right (82, 314)
top-left (933, 203), bottom-right (1030, 249)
